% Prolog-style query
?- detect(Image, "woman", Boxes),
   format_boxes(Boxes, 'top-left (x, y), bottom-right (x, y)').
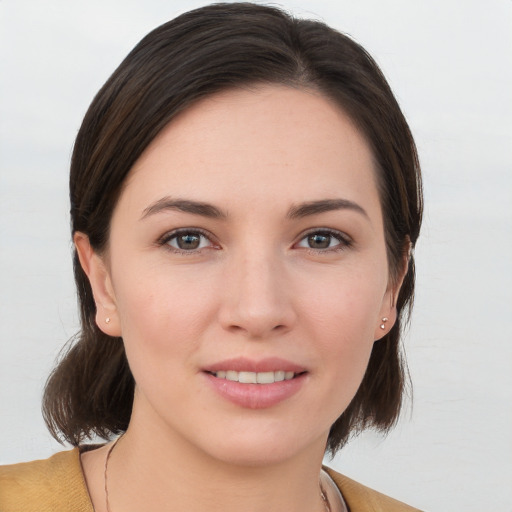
top-left (0, 3), bottom-right (422, 511)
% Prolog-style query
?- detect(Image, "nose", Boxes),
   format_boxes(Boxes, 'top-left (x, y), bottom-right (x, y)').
top-left (218, 250), bottom-right (297, 339)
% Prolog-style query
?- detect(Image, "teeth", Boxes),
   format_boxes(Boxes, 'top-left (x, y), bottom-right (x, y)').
top-left (256, 371), bottom-right (275, 384)
top-left (274, 371), bottom-right (285, 382)
top-left (239, 371), bottom-right (257, 384)
top-left (213, 370), bottom-right (297, 383)
top-left (226, 370), bottom-right (238, 381)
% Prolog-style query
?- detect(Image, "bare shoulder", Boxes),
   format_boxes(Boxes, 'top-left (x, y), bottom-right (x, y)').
top-left (324, 466), bottom-right (425, 512)
top-left (0, 449), bottom-right (93, 512)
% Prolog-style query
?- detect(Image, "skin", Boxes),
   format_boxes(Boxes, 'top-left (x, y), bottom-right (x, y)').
top-left (77, 85), bottom-right (403, 512)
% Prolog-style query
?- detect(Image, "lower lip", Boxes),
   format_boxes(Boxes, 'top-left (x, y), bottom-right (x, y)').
top-left (203, 372), bottom-right (307, 409)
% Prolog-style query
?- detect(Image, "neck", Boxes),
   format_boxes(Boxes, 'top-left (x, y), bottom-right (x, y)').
top-left (104, 410), bottom-right (329, 512)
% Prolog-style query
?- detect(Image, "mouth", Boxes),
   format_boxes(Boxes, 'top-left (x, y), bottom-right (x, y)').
top-left (204, 367), bottom-right (307, 409)
top-left (207, 370), bottom-right (304, 384)
top-left (202, 358), bottom-right (307, 408)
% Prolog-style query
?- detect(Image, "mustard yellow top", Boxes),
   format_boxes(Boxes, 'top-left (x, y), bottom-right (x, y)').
top-left (0, 449), bottom-right (423, 511)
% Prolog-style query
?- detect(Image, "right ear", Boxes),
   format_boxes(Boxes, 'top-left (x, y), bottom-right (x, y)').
top-left (74, 232), bottom-right (121, 337)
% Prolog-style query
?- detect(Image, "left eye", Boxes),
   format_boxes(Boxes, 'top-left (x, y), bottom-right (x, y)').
top-left (165, 231), bottom-right (212, 251)
top-left (296, 231), bottom-right (345, 250)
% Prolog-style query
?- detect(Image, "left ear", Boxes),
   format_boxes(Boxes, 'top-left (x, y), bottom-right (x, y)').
top-left (374, 239), bottom-right (411, 340)
top-left (74, 232), bottom-right (122, 337)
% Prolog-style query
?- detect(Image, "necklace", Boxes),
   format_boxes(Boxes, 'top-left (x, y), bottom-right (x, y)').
top-left (320, 481), bottom-right (331, 512)
top-left (104, 435), bottom-right (122, 512)
top-left (104, 435), bottom-right (331, 512)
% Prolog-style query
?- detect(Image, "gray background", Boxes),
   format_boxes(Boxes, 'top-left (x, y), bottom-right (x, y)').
top-left (1, 1), bottom-right (511, 510)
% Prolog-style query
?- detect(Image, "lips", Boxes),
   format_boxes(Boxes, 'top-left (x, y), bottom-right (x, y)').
top-left (202, 357), bottom-right (307, 409)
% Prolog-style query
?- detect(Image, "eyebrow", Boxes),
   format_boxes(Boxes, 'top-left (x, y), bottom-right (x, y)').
top-left (287, 199), bottom-right (369, 220)
top-left (140, 197), bottom-right (227, 220)
top-left (140, 197), bottom-right (368, 221)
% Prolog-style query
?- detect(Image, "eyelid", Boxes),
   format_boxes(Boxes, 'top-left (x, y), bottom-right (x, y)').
top-left (294, 227), bottom-right (353, 251)
top-left (157, 227), bottom-right (219, 252)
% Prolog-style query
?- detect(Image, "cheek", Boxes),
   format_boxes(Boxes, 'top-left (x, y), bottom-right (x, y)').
top-left (299, 265), bottom-right (385, 341)
top-left (297, 267), bottom-right (385, 383)
top-left (276, 275), bottom-right (381, 429)
top-left (112, 263), bottom-right (217, 360)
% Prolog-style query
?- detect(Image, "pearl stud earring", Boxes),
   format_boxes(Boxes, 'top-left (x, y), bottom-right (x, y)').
top-left (105, 317), bottom-right (111, 324)
top-left (380, 317), bottom-right (388, 330)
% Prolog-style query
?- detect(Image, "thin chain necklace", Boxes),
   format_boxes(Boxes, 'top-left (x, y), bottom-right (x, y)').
top-left (104, 435), bottom-right (122, 512)
top-left (320, 481), bottom-right (332, 512)
top-left (104, 435), bottom-right (331, 512)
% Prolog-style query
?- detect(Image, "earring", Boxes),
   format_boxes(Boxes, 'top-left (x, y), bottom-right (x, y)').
top-left (105, 317), bottom-right (111, 324)
top-left (380, 317), bottom-right (388, 330)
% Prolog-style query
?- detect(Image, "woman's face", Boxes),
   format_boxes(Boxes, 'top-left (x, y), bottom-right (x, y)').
top-left (80, 85), bottom-right (398, 465)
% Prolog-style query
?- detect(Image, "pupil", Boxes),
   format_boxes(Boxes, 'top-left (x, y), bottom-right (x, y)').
top-left (308, 234), bottom-right (330, 249)
top-left (178, 234), bottom-right (200, 250)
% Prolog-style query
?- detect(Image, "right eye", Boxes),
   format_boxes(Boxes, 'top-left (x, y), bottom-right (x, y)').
top-left (161, 229), bottom-right (214, 252)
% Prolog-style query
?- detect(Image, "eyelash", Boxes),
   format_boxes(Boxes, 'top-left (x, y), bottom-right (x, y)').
top-left (295, 228), bottom-right (353, 254)
top-left (158, 228), bottom-right (217, 254)
top-left (157, 228), bottom-right (352, 255)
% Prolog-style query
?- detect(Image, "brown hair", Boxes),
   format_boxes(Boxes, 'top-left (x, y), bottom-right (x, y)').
top-left (42, 2), bottom-right (422, 454)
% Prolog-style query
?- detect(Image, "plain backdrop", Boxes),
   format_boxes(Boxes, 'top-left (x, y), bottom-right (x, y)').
top-left (1, 1), bottom-right (511, 510)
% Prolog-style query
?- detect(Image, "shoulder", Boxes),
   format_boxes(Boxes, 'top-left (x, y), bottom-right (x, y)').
top-left (0, 448), bottom-right (93, 512)
top-left (324, 466), bottom-right (424, 512)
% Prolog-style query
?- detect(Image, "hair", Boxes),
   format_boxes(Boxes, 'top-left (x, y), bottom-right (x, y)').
top-left (42, 2), bottom-right (422, 454)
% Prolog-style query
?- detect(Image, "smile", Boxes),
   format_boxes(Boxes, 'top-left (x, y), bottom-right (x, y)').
top-left (204, 369), bottom-right (307, 409)
top-left (211, 370), bottom-right (296, 384)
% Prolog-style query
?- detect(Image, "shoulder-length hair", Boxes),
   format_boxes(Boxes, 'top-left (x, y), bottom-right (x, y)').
top-left (43, 2), bottom-right (422, 454)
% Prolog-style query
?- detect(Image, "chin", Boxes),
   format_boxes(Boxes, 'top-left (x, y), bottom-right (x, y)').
top-left (194, 428), bottom-right (327, 468)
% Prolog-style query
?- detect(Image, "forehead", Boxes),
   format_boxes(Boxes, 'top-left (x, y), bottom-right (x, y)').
top-left (121, 85), bottom-right (379, 216)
